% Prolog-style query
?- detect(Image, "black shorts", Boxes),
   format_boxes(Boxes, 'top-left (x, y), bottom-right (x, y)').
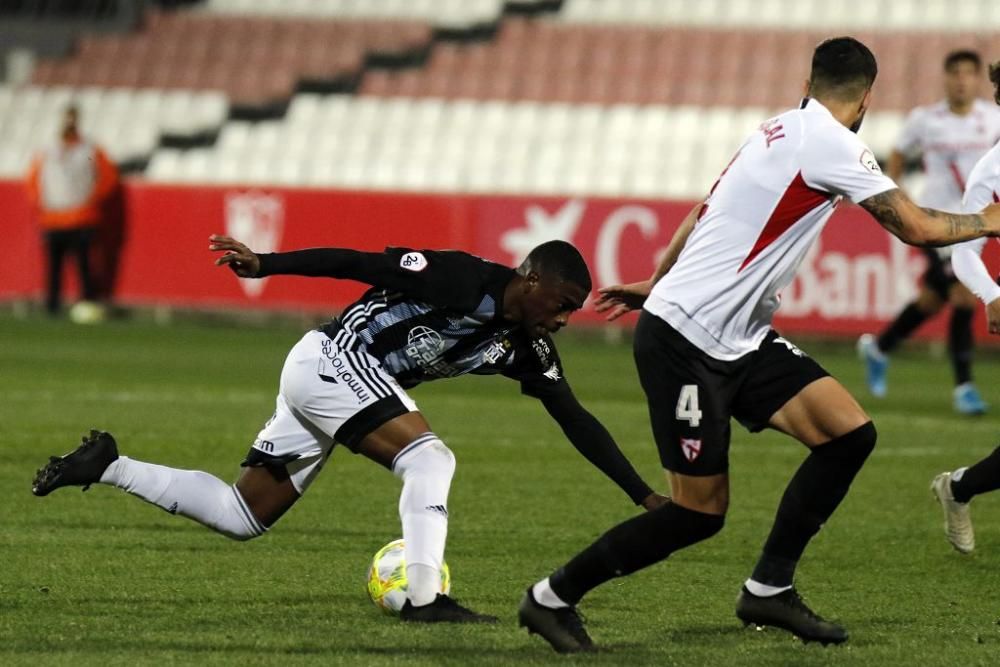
top-left (922, 249), bottom-right (957, 301)
top-left (634, 311), bottom-right (830, 476)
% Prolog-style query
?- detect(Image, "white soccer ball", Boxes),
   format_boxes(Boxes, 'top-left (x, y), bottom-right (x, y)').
top-left (366, 538), bottom-right (451, 614)
top-left (68, 300), bottom-right (106, 325)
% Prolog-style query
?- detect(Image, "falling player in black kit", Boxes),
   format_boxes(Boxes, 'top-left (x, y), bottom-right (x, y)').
top-left (32, 235), bottom-right (667, 623)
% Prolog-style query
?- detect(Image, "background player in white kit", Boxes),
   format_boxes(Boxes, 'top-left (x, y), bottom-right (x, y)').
top-left (932, 61), bottom-right (1000, 554)
top-left (859, 50), bottom-right (1000, 414)
top-left (516, 37), bottom-right (1000, 653)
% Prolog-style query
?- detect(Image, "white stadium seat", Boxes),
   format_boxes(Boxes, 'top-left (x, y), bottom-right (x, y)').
top-left (556, 0), bottom-right (1000, 29)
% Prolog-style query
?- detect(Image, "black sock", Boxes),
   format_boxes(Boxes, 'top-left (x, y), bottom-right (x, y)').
top-left (948, 308), bottom-right (974, 386)
top-left (951, 446), bottom-right (1000, 503)
top-left (751, 422), bottom-right (876, 588)
top-left (549, 502), bottom-right (724, 605)
top-left (877, 303), bottom-right (928, 353)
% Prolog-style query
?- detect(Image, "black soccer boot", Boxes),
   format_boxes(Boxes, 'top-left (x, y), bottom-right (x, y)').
top-left (399, 594), bottom-right (498, 624)
top-left (735, 586), bottom-right (848, 645)
top-left (32, 430), bottom-right (119, 497)
top-left (518, 587), bottom-right (596, 654)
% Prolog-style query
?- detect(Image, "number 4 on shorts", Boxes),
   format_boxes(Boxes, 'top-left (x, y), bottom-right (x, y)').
top-left (675, 385), bottom-right (702, 427)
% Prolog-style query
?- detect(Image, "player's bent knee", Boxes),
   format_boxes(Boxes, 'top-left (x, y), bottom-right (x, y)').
top-left (392, 433), bottom-right (455, 482)
top-left (653, 501), bottom-right (725, 540)
top-left (214, 485), bottom-right (269, 541)
top-left (820, 421), bottom-right (877, 462)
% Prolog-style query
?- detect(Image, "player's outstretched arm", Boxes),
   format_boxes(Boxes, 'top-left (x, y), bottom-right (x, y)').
top-left (210, 233), bottom-right (410, 283)
top-left (538, 384), bottom-right (666, 509)
top-left (859, 189), bottom-right (1000, 246)
top-left (595, 202), bottom-right (704, 321)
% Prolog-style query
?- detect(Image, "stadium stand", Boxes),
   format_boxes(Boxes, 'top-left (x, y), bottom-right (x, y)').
top-left (0, 0), bottom-right (998, 197)
top-left (556, 0), bottom-right (1000, 30)
top-left (203, 0), bottom-right (509, 28)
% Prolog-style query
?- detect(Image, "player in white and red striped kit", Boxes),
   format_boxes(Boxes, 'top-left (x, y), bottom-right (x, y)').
top-left (931, 61), bottom-right (1000, 554)
top-left (518, 37), bottom-right (1000, 653)
top-left (859, 50), bottom-right (1000, 414)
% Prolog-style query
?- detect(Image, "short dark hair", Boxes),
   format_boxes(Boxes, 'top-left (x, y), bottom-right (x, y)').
top-left (990, 61), bottom-right (1000, 104)
top-left (944, 49), bottom-right (982, 71)
top-left (519, 241), bottom-right (591, 292)
top-left (808, 37), bottom-right (878, 101)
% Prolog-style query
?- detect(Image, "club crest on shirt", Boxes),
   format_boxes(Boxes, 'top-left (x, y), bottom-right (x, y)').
top-left (400, 252), bottom-right (428, 272)
top-left (681, 438), bottom-right (702, 462)
top-left (482, 339), bottom-right (511, 364)
top-left (859, 149), bottom-right (881, 174)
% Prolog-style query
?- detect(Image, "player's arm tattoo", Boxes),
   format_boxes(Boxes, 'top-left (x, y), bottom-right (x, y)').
top-left (860, 188), bottom-right (986, 246)
top-left (921, 206), bottom-right (985, 240)
top-left (859, 189), bottom-right (906, 237)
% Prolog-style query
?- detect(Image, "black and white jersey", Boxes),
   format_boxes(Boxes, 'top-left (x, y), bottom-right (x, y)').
top-left (252, 244), bottom-right (656, 507)
top-left (259, 246), bottom-right (565, 398)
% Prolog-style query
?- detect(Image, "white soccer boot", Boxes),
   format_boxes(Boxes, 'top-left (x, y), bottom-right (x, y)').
top-left (930, 472), bottom-right (974, 554)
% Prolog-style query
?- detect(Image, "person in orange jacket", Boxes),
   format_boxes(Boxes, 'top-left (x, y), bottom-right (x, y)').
top-left (26, 105), bottom-right (120, 315)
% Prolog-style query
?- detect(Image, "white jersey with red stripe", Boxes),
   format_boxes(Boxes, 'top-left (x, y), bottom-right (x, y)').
top-left (644, 98), bottom-right (896, 361)
top-left (951, 141), bottom-right (1000, 305)
top-left (896, 99), bottom-right (1000, 211)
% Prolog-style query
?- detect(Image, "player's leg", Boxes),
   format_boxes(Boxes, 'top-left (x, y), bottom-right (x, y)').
top-left (348, 411), bottom-right (494, 623)
top-left (930, 443), bottom-right (1000, 553)
top-left (948, 282), bottom-right (986, 415)
top-left (31, 330), bottom-right (338, 539)
top-left (43, 229), bottom-right (66, 315)
top-left (520, 312), bottom-right (728, 652)
top-left (32, 428), bottom-right (276, 540)
top-left (754, 378), bottom-right (873, 583)
top-left (520, 472), bottom-right (728, 653)
top-left (883, 284), bottom-right (945, 349)
top-left (70, 226), bottom-right (98, 302)
top-left (945, 446), bottom-right (1000, 504)
top-left (734, 335), bottom-right (873, 644)
top-left (860, 251), bottom-right (948, 397)
top-left (31, 384), bottom-right (320, 540)
top-left (276, 328), bottom-right (493, 624)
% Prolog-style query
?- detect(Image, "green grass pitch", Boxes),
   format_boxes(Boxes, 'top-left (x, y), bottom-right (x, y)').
top-left (2, 314), bottom-right (999, 666)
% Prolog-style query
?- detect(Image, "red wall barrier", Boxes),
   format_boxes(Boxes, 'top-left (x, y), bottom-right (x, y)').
top-left (3, 179), bottom-right (996, 340)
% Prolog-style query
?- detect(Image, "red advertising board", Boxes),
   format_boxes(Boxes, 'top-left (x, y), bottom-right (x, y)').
top-left (472, 195), bottom-right (970, 337)
top-left (2, 179), bottom-right (995, 341)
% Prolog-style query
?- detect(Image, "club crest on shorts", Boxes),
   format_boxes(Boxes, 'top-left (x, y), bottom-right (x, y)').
top-left (681, 438), bottom-right (702, 462)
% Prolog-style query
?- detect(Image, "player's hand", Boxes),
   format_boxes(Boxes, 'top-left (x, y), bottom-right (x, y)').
top-left (594, 280), bottom-right (653, 321)
top-left (986, 297), bottom-right (1000, 335)
top-left (641, 492), bottom-right (671, 511)
top-left (209, 234), bottom-right (260, 278)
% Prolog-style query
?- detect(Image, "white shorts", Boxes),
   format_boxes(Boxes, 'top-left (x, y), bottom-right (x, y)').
top-left (244, 330), bottom-right (418, 493)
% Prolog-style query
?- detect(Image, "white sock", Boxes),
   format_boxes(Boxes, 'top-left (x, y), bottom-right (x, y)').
top-left (532, 578), bottom-right (570, 609)
top-left (744, 578), bottom-right (792, 598)
top-left (406, 564), bottom-right (440, 607)
top-left (393, 433), bottom-right (455, 607)
top-left (100, 456), bottom-right (266, 541)
top-left (870, 341), bottom-right (888, 360)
